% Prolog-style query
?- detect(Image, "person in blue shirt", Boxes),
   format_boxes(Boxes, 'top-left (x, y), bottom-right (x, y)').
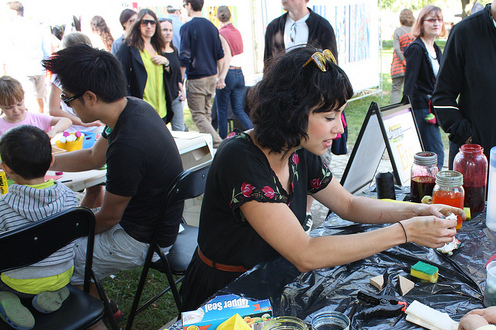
top-left (180, 0), bottom-right (224, 147)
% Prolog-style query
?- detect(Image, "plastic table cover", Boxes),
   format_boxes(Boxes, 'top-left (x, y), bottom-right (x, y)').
top-left (174, 208), bottom-right (494, 329)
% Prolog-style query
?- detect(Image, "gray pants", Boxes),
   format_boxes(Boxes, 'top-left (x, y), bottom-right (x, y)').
top-left (391, 76), bottom-right (405, 104)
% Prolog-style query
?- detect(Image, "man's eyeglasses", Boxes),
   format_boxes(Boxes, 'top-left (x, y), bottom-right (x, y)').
top-left (61, 92), bottom-right (84, 107)
top-left (289, 23), bottom-right (296, 43)
top-left (303, 49), bottom-right (337, 72)
top-left (424, 18), bottom-right (443, 23)
top-left (183, 2), bottom-right (188, 8)
top-left (141, 19), bottom-right (157, 26)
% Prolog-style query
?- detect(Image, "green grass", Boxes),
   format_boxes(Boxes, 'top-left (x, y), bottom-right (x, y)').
top-left (103, 43), bottom-right (449, 329)
top-left (101, 268), bottom-right (180, 329)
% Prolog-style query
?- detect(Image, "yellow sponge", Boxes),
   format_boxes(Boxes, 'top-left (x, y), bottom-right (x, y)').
top-left (411, 261), bottom-right (439, 283)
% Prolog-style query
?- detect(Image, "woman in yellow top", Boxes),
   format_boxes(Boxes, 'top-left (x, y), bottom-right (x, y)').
top-left (116, 9), bottom-right (173, 124)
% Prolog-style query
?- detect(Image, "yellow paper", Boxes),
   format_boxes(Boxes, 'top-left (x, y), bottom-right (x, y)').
top-left (217, 314), bottom-right (252, 330)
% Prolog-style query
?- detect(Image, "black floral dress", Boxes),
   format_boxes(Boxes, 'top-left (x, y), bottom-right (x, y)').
top-left (181, 132), bottom-right (333, 311)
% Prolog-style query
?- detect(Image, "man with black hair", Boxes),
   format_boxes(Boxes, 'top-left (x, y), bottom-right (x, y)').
top-left (180, 0), bottom-right (224, 147)
top-left (42, 44), bottom-right (183, 294)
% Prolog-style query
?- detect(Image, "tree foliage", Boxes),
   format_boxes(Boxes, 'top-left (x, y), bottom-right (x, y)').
top-left (380, 0), bottom-right (491, 17)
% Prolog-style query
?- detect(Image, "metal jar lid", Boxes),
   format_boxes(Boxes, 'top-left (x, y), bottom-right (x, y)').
top-left (414, 151), bottom-right (438, 166)
top-left (435, 170), bottom-right (463, 187)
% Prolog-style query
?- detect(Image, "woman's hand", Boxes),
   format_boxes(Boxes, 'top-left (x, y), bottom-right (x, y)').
top-left (459, 307), bottom-right (496, 330)
top-left (415, 203), bottom-right (466, 220)
top-left (151, 55), bottom-right (169, 66)
top-left (402, 215), bottom-right (457, 248)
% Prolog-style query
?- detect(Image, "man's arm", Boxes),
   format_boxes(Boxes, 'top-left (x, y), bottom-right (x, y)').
top-left (94, 191), bottom-right (131, 233)
top-left (51, 135), bottom-right (107, 172)
top-left (179, 24), bottom-right (190, 81)
top-left (432, 27), bottom-right (472, 144)
top-left (216, 36), bottom-right (229, 89)
top-left (180, 66), bottom-right (186, 82)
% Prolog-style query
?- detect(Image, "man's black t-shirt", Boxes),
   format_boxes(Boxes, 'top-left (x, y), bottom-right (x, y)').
top-left (102, 97), bottom-right (183, 247)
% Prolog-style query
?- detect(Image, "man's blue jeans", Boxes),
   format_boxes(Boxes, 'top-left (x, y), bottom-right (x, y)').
top-left (216, 69), bottom-right (253, 139)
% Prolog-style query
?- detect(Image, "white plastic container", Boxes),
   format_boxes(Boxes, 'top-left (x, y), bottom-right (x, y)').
top-left (487, 146), bottom-right (496, 231)
top-left (484, 260), bottom-right (496, 307)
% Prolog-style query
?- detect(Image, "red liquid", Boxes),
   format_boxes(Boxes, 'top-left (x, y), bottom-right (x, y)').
top-left (432, 190), bottom-right (464, 229)
top-left (410, 176), bottom-right (436, 203)
top-left (464, 186), bottom-right (486, 213)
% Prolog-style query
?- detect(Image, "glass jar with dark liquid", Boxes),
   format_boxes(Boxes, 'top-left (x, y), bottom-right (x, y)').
top-left (453, 144), bottom-right (488, 213)
top-left (410, 152), bottom-right (438, 203)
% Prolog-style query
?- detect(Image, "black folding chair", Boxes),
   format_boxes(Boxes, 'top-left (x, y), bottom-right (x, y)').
top-left (126, 160), bottom-right (212, 330)
top-left (0, 206), bottom-right (118, 330)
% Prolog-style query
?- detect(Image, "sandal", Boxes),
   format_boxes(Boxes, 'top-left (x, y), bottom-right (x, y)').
top-left (0, 291), bottom-right (35, 329)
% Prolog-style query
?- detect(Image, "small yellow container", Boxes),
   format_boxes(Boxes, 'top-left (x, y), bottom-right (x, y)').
top-left (0, 170), bottom-right (8, 195)
top-left (56, 136), bottom-right (83, 152)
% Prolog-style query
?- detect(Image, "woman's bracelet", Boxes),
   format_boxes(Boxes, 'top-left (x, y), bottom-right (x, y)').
top-left (398, 221), bottom-right (408, 244)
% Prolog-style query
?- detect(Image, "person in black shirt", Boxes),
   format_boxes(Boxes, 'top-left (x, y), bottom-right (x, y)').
top-left (43, 44), bottom-right (183, 294)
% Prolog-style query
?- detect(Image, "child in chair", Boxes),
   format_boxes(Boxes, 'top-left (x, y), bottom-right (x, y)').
top-left (0, 125), bottom-right (79, 329)
top-left (0, 76), bottom-right (71, 137)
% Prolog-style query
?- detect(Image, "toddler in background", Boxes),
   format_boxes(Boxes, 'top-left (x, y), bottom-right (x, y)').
top-left (0, 125), bottom-right (79, 329)
top-left (0, 76), bottom-right (71, 137)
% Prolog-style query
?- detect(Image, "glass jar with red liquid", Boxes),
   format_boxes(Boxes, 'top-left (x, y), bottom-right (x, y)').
top-left (410, 151), bottom-right (438, 203)
top-left (432, 170), bottom-right (465, 229)
top-left (453, 144), bottom-right (488, 213)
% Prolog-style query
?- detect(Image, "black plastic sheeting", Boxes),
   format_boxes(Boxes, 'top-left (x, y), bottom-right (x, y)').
top-left (210, 211), bottom-right (495, 329)
top-left (171, 208), bottom-right (495, 330)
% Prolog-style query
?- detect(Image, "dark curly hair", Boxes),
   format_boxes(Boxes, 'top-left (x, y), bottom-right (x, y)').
top-left (248, 47), bottom-right (353, 154)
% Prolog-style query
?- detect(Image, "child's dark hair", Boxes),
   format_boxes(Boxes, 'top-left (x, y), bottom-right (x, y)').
top-left (248, 46), bottom-right (354, 153)
top-left (0, 125), bottom-right (52, 180)
top-left (0, 76), bottom-right (24, 106)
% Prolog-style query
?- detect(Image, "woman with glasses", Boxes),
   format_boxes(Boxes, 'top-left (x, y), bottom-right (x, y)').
top-left (404, 5), bottom-right (446, 169)
top-left (180, 46), bottom-right (464, 311)
top-left (116, 9), bottom-right (173, 124)
top-left (160, 18), bottom-right (187, 131)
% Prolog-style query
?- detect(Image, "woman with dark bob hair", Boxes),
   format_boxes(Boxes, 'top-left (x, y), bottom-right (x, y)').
top-left (180, 47), bottom-right (464, 311)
